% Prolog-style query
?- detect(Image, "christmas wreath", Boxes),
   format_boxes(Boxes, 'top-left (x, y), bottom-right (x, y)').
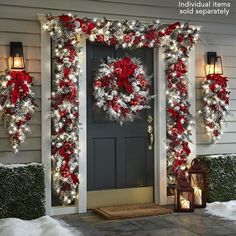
top-left (200, 74), bottom-right (230, 142)
top-left (94, 56), bottom-right (152, 124)
top-left (0, 70), bottom-right (37, 153)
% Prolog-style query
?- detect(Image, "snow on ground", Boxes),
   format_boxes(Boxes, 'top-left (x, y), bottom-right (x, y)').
top-left (0, 216), bottom-right (82, 236)
top-left (206, 200), bottom-right (236, 221)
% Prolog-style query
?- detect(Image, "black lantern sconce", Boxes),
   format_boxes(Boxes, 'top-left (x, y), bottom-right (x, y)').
top-left (206, 52), bottom-right (223, 75)
top-left (10, 42), bottom-right (25, 70)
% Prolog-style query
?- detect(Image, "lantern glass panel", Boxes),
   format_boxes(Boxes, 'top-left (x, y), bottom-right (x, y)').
top-left (191, 174), bottom-right (204, 205)
top-left (10, 42), bottom-right (25, 70)
top-left (12, 56), bottom-right (25, 69)
top-left (189, 158), bottom-right (207, 208)
top-left (207, 55), bottom-right (223, 75)
top-left (179, 191), bottom-right (192, 209)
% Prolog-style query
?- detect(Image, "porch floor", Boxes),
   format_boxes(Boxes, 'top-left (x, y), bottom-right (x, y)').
top-left (56, 207), bottom-right (236, 236)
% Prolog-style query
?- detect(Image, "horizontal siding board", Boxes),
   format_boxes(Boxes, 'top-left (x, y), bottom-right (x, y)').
top-left (0, 32), bottom-right (40, 47)
top-left (31, 73), bottom-right (41, 86)
top-left (35, 99), bottom-right (41, 111)
top-left (0, 137), bottom-right (41, 151)
top-left (0, 124), bottom-right (41, 138)
top-left (0, 150), bottom-right (41, 163)
top-left (197, 43), bottom-right (236, 57)
top-left (0, 18), bottom-right (40, 34)
top-left (222, 57), bottom-right (236, 67)
top-left (33, 86), bottom-right (41, 99)
top-left (197, 143), bottom-right (236, 155)
top-left (201, 33), bottom-right (236, 46)
top-left (197, 132), bottom-right (236, 144)
top-left (0, 45), bottom-right (40, 60)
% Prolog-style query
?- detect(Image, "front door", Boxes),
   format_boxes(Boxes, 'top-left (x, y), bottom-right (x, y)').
top-left (87, 42), bottom-right (154, 208)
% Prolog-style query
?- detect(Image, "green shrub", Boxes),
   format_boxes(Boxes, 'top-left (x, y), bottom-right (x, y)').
top-left (198, 154), bottom-right (236, 202)
top-left (0, 163), bottom-right (45, 219)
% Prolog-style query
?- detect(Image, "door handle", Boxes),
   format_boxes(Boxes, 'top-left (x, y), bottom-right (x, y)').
top-left (148, 130), bottom-right (154, 150)
top-left (147, 115), bottom-right (154, 150)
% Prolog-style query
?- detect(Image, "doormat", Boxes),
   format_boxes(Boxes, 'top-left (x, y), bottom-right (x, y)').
top-left (93, 203), bottom-right (173, 220)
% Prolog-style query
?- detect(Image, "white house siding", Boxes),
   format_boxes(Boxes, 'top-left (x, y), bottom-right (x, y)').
top-left (0, 0), bottom-right (235, 163)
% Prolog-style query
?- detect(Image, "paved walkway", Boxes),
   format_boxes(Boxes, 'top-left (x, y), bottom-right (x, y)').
top-left (58, 208), bottom-right (236, 236)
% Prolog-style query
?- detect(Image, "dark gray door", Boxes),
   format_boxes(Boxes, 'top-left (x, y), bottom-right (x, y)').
top-left (87, 41), bottom-right (154, 192)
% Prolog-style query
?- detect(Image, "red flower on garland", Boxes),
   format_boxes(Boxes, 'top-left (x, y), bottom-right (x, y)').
top-left (76, 18), bottom-right (95, 34)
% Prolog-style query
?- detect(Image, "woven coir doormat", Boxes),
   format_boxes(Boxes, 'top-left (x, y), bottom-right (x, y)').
top-left (93, 203), bottom-right (173, 220)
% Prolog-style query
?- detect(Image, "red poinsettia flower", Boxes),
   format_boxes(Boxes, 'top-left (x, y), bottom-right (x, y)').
top-left (145, 29), bottom-right (156, 40)
top-left (94, 80), bottom-right (102, 87)
top-left (75, 18), bottom-right (95, 34)
top-left (169, 22), bottom-right (180, 30)
top-left (70, 173), bottom-right (79, 185)
top-left (133, 36), bottom-right (141, 45)
top-left (109, 36), bottom-right (118, 45)
top-left (59, 15), bottom-right (75, 30)
top-left (97, 34), bottom-right (105, 43)
top-left (123, 33), bottom-right (133, 43)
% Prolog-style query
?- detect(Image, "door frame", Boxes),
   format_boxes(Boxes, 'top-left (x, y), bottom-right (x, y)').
top-left (39, 14), bottom-right (196, 216)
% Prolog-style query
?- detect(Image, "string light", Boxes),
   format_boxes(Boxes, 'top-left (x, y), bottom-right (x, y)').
top-left (44, 14), bottom-right (200, 201)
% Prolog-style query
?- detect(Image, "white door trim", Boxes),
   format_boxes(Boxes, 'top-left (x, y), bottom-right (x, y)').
top-left (188, 47), bottom-right (197, 164)
top-left (39, 15), bottom-right (52, 216)
top-left (154, 48), bottom-right (167, 205)
top-left (38, 14), bottom-right (196, 215)
top-left (78, 36), bottom-right (87, 213)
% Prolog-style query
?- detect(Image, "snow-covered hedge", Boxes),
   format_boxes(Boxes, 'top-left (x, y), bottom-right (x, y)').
top-left (0, 163), bottom-right (45, 219)
top-left (198, 154), bottom-right (236, 202)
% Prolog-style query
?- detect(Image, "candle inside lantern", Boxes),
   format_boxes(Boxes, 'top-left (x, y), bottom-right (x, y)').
top-left (194, 186), bottom-right (202, 205)
top-left (180, 196), bottom-right (190, 209)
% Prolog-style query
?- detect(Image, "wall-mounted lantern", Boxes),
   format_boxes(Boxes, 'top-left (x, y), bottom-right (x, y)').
top-left (206, 52), bottom-right (223, 75)
top-left (10, 42), bottom-right (25, 70)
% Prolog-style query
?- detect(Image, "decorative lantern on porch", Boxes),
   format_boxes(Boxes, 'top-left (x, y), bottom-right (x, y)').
top-left (189, 158), bottom-right (207, 208)
top-left (174, 176), bottom-right (194, 212)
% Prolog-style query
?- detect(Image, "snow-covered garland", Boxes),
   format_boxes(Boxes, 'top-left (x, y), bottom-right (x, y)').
top-left (43, 14), bottom-right (199, 202)
top-left (0, 70), bottom-right (37, 153)
top-left (200, 74), bottom-right (230, 143)
top-left (50, 39), bottom-right (81, 204)
top-left (94, 56), bottom-right (152, 124)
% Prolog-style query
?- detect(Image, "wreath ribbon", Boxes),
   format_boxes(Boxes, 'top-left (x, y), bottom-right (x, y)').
top-left (114, 57), bottom-right (137, 94)
top-left (7, 71), bottom-right (32, 104)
